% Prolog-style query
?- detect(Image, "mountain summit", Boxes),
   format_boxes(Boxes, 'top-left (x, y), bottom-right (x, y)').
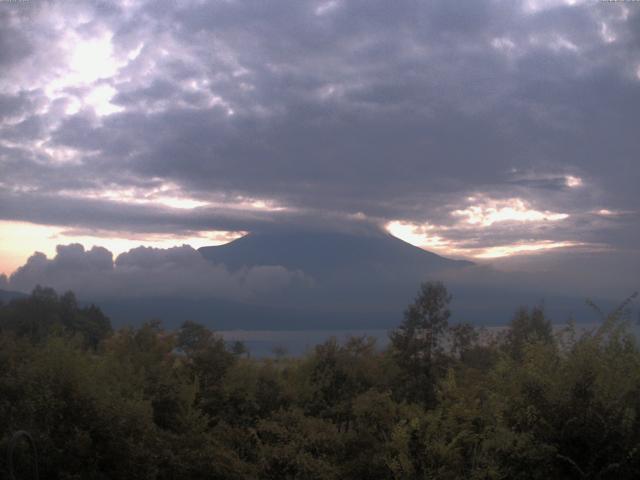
top-left (198, 230), bottom-right (472, 280)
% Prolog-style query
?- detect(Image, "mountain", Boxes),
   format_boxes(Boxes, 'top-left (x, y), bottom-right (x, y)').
top-left (0, 289), bottom-right (28, 303)
top-left (96, 231), bottom-right (475, 330)
top-left (199, 230), bottom-right (473, 280)
top-left (16, 230), bottom-right (615, 331)
top-left (193, 230), bottom-right (614, 329)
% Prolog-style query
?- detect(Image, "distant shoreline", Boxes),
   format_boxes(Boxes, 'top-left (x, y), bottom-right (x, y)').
top-left (217, 322), bottom-right (625, 357)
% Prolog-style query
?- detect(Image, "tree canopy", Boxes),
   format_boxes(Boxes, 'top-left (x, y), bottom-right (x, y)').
top-left (1, 285), bottom-right (639, 479)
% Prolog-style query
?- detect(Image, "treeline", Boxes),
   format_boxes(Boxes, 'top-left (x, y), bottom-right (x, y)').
top-left (0, 284), bottom-right (639, 479)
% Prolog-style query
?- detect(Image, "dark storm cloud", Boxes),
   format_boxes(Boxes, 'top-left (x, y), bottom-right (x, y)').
top-left (0, 0), bottom-right (638, 257)
top-left (0, 188), bottom-right (383, 237)
top-left (0, 189), bottom-right (276, 234)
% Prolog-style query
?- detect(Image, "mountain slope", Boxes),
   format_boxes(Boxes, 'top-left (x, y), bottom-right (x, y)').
top-left (199, 230), bottom-right (472, 279)
top-left (0, 289), bottom-right (28, 303)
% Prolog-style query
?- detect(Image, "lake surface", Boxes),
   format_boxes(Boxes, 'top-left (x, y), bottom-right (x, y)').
top-left (219, 322), bottom-right (639, 358)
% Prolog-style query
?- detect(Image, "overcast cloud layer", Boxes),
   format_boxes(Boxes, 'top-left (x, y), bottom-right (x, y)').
top-left (1, 0), bottom-right (639, 266)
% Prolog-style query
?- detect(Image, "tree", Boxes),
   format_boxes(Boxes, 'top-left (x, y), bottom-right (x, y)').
top-left (449, 322), bottom-right (478, 361)
top-left (0, 287), bottom-right (111, 348)
top-left (231, 340), bottom-right (248, 357)
top-left (256, 408), bottom-right (342, 480)
top-left (504, 306), bottom-right (553, 361)
top-left (302, 336), bottom-right (381, 428)
top-left (389, 281), bottom-right (451, 406)
top-left (175, 321), bottom-right (237, 416)
top-left (272, 345), bottom-right (289, 359)
top-left (177, 320), bottom-right (214, 354)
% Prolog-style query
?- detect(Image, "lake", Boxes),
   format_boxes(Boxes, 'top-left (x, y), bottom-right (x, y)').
top-left (219, 321), bottom-right (639, 357)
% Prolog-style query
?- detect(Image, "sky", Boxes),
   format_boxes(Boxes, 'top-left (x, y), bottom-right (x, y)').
top-left (1, 0), bottom-right (639, 294)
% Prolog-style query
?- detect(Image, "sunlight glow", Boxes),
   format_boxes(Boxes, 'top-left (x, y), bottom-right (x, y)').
top-left (386, 221), bottom-right (451, 251)
top-left (43, 32), bottom-right (123, 116)
top-left (594, 209), bottom-right (628, 217)
top-left (64, 185), bottom-right (211, 210)
top-left (474, 241), bottom-right (581, 259)
top-left (0, 220), bottom-right (245, 276)
top-left (64, 97), bottom-right (82, 115)
top-left (42, 145), bottom-right (93, 165)
top-left (68, 34), bottom-right (119, 84)
top-left (386, 217), bottom-right (582, 260)
top-left (235, 196), bottom-right (290, 212)
top-left (565, 175), bottom-right (583, 188)
top-left (58, 186), bottom-right (290, 213)
top-left (157, 197), bottom-right (210, 209)
top-left (523, 0), bottom-right (587, 14)
top-left (452, 198), bottom-right (568, 227)
top-left (85, 85), bottom-right (124, 116)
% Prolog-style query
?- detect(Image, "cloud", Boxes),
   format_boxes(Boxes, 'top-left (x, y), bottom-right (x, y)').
top-left (8, 243), bottom-right (312, 300)
top-left (4, 239), bottom-right (637, 324)
top-left (451, 197), bottom-right (569, 227)
top-left (0, 0), bottom-right (638, 266)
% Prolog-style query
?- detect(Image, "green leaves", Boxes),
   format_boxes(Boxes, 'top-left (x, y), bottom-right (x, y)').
top-left (1, 285), bottom-right (639, 479)
top-left (0, 287), bottom-right (112, 348)
top-left (390, 281), bottom-right (452, 406)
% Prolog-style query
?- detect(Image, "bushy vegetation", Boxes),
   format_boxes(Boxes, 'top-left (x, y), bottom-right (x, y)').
top-left (0, 284), bottom-right (638, 479)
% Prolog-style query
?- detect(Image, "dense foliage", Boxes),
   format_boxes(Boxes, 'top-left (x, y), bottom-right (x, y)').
top-left (1, 284), bottom-right (639, 479)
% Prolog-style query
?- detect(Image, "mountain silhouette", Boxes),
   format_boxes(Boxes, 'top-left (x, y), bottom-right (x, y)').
top-left (193, 230), bottom-right (611, 329)
top-left (0, 289), bottom-right (28, 303)
top-left (4, 232), bottom-right (616, 331)
top-left (199, 230), bottom-right (472, 280)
